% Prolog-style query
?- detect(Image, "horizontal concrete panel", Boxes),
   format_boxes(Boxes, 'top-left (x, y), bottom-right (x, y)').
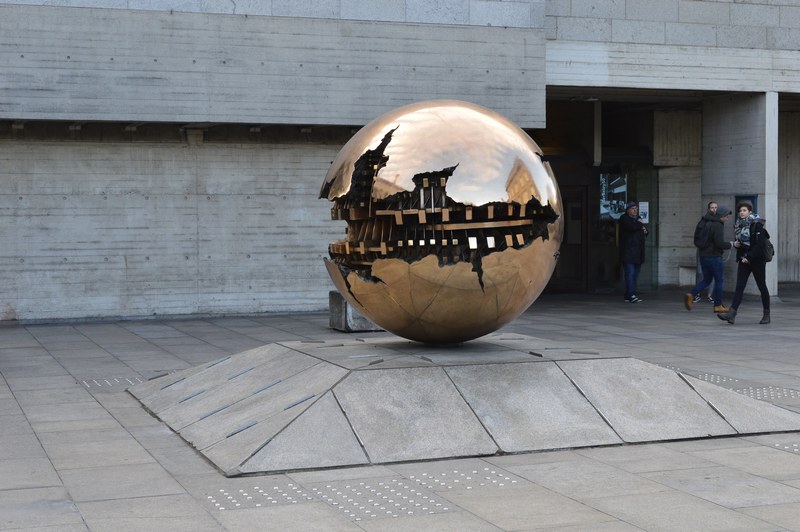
top-left (0, 5), bottom-right (546, 127)
top-left (546, 41), bottom-right (800, 94)
top-left (0, 139), bottom-right (341, 320)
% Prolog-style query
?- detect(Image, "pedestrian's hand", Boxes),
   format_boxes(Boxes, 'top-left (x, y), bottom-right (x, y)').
top-left (742, 257), bottom-right (749, 264)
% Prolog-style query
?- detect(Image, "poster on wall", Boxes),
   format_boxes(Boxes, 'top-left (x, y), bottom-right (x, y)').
top-left (638, 201), bottom-right (649, 224)
top-left (599, 173), bottom-right (627, 221)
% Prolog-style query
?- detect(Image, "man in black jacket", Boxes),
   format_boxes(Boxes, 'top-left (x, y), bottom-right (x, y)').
top-left (618, 201), bottom-right (648, 303)
top-left (685, 206), bottom-right (734, 312)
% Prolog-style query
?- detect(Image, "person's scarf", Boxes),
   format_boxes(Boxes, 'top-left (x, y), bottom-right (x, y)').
top-left (734, 213), bottom-right (760, 245)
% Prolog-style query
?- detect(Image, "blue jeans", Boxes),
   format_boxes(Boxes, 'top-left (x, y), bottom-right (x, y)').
top-left (692, 256), bottom-right (724, 305)
top-left (623, 263), bottom-right (641, 300)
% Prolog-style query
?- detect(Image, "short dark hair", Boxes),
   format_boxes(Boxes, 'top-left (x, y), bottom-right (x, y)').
top-left (707, 201), bottom-right (717, 209)
top-left (736, 201), bottom-right (753, 212)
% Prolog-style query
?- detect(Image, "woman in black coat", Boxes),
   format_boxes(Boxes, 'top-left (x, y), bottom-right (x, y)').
top-left (718, 201), bottom-right (771, 324)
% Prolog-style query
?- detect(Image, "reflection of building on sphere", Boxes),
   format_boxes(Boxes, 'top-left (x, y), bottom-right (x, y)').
top-left (322, 127), bottom-right (559, 286)
top-left (320, 100), bottom-right (563, 344)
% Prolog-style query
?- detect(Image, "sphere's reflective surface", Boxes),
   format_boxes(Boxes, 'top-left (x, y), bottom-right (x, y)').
top-left (321, 100), bottom-right (562, 344)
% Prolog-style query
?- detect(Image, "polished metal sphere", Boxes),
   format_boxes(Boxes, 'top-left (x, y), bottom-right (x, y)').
top-left (321, 100), bottom-right (562, 344)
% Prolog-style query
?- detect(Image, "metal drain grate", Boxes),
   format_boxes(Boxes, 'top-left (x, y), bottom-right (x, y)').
top-left (81, 376), bottom-right (144, 389)
top-left (206, 483), bottom-right (315, 511)
top-left (773, 442), bottom-right (800, 453)
top-left (695, 373), bottom-right (741, 385)
top-left (662, 366), bottom-right (800, 402)
top-left (662, 366), bottom-right (741, 386)
top-left (733, 386), bottom-right (800, 401)
top-left (310, 478), bottom-right (451, 521)
top-left (408, 467), bottom-right (519, 490)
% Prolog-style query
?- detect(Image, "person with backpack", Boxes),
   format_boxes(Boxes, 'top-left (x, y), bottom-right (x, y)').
top-left (685, 205), bottom-right (734, 313)
top-left (717, 201), bottom-right (772, 324)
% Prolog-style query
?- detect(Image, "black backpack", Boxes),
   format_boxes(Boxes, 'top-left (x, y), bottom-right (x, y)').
top-left (693, 219), bottom-right (712, 249)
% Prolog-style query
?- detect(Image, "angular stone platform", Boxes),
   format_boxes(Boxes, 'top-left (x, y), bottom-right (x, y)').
top-left (129, 334), bottom-right (800, 476)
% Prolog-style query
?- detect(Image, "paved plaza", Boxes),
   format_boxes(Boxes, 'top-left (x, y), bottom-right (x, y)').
top-left (2, 288), bottom-right (800, 531)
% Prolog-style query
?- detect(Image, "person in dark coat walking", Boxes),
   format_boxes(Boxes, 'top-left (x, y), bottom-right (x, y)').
top-left (718, 201), bottom-right (772, 324)
top-left (618, 201), bottom-right (648, 303)
top-left (685, 206), bottom-right (734, 313)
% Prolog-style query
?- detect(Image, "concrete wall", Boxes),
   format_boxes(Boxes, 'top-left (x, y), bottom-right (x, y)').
top-left (0, 133), bottom-right (342, 321)
top-left (0, 4), bottom-right (547, 128)
top-left (0, 0), bottom-right (548, 28)
top-left (779, 110), bottom-right (800, 282)
top-left (7, 0), bottom-right (800, 50)
top-left (546, 41), bottom-right (800, 94)
top-left (2, 1), bottom-right (799, 320)
top-left (546, 0), bottom-right (800, 51)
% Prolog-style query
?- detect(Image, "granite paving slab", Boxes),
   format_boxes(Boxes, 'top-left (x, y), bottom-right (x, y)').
top-left (446, 362), bottom-right (622, 452)
top-left (41, 437), bottom-right (155, 470)
top-left (21, 401), bottom-right (121, 433)
top-left (558, 358), bottom-right (737, 442)
top-left (180, 362), bottom-right (348, 450)
top-left (240, 391), bottom-right (368, 473)
top-left (738, 501), bottom-right (800, 530)
top-left (438, 484), bottom-right (619, 530)
top-left (507, 456), bottom-right (671, 500)
top-left (687, 444), bottom-right (800, 481)
top-left (684, 374), bottom-right (800, 433)
top-left (574, 443), bottom-right (718, 473)
top-left (279, 340), bottom-right (407, 370)
top-left (586, 490), bottom-right (778, 531)
top-left (0, 457), bottom-right (62, 490)
top-left (130, 344), bottom-right (294, 413)
top-left (156, 350), bottom-right (318, 429)
top-left (0, 432), bottom-right (46, 460)
top-left (334, 366), bottom-right (498, 463)
top-left (76, 494), bottom-right (222, 532)
top-left (211, 503), bottom-right (361, 532)
top-left (58, 463), bottom-right (186, 502)
top-left (642, 465), bottom-right (800, 508)
top-left (0, 487), bottom-right (84, 530)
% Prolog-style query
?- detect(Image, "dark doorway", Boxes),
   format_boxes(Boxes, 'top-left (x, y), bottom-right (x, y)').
top-left (547, 185), bottom-right (588, 292)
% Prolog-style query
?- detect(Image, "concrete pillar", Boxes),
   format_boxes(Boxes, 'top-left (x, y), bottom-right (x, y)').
top-left (764, 91), bottom-right (779, 297)
top-left (702, 92), bottom-right (778, 297)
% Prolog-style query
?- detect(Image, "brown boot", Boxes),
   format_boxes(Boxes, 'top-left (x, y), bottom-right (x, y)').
top-left (684, 293), bottom-right (694, 311)
top-left (713, 304), bottom-right (728, 313)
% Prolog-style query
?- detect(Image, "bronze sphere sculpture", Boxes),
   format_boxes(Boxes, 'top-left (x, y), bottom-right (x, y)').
top-left (321, 100), bottom-right (562, 344)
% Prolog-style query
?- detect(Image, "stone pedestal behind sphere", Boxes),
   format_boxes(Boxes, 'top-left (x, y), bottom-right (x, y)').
top-left (129, 334), bottom-right (800, 476)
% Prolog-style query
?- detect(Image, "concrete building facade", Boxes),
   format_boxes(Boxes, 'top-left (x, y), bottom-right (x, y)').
top-left (2, 0), bottom-right (799, 321)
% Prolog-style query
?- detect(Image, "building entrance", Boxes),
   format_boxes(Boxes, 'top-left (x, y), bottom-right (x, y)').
top-left (547, 186), bottom-right (588, 292)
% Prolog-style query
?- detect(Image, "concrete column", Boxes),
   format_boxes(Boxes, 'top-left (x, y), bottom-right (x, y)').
top-left (702, 92), bottom-right (778, 296)
top-left (764, 91), bottom-right (779, 297)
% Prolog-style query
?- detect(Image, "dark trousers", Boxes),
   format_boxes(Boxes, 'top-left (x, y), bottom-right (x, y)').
top-left (691, 256), bottom-right (724, 305)
top-left (730, 260), bottom-right (770, 312)
top-left (623, 262), bottom-right (641, 300)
